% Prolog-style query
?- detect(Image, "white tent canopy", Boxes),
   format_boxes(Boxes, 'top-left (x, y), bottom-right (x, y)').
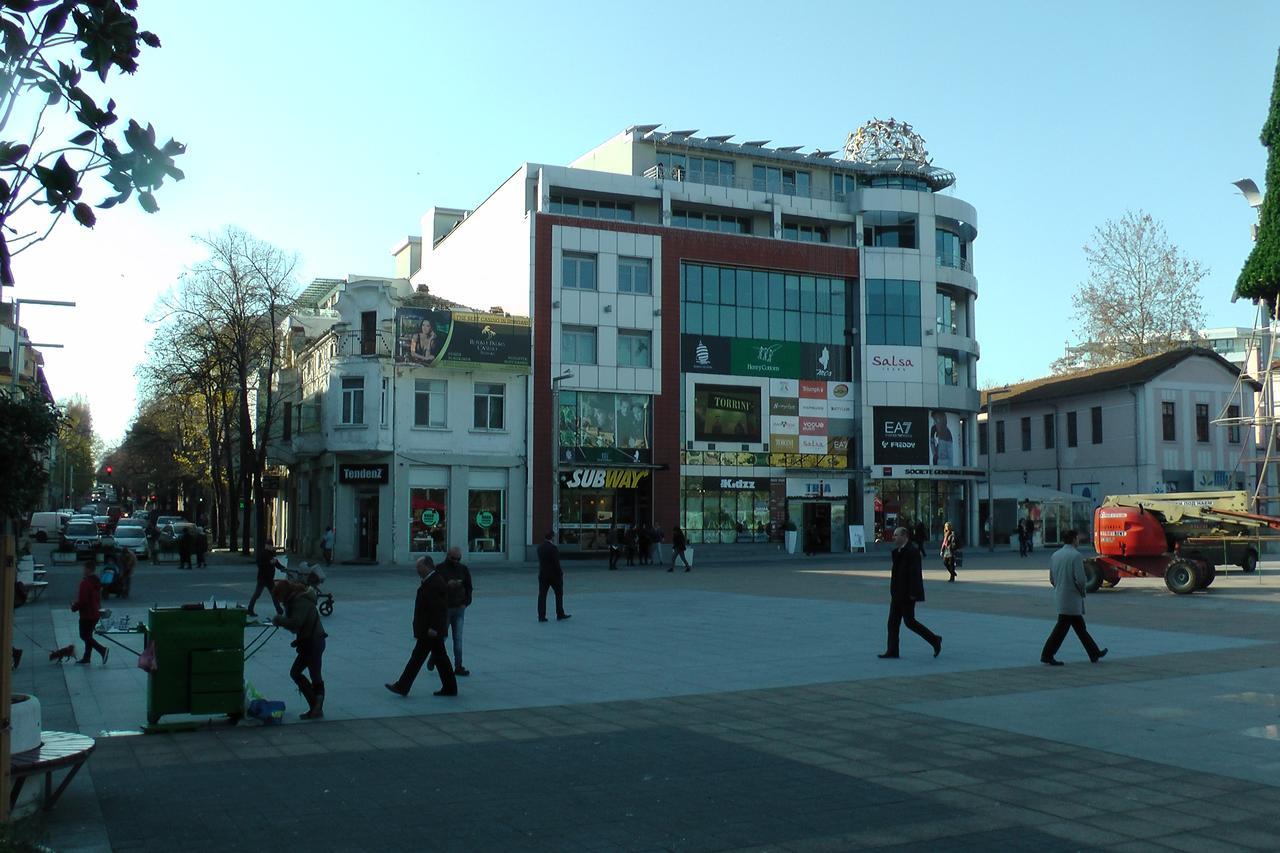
top-left (983, 484), bottom-right (1093, 503)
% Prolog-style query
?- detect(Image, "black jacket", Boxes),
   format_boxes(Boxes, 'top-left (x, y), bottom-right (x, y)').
top-left (440, 558), bottom-right (473, 608)
top-left (890, 544), bottom-right (926, 603)
top-left (413, 570), bottom-right (450, 640)
top-left (537, 539), bottom-right (562, 578)
top-left (672, 529), bottom-right (687, 552)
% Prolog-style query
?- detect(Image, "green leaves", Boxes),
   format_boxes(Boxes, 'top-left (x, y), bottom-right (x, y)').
top-left (1236, 49), bottom-right (1280, 313)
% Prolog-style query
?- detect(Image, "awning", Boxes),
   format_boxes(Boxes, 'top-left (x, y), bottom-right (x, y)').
top-left (982, 484), bottom-right (1092, 503)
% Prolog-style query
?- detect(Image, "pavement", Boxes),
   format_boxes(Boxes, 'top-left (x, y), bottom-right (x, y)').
top-left (5, 543), bottom-right (1280, 851)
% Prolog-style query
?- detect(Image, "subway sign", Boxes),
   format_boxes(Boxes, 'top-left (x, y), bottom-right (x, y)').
top-left (559, 468), bottom-right (651, 489)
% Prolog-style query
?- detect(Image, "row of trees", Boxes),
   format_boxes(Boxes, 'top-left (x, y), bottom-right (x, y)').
top-left (103, 227), bottom-right (297, 553)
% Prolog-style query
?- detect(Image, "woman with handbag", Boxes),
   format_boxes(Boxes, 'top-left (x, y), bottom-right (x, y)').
top-left (273, 579), bottom-right (328, 719)
top-left (940, 521), bottom-right (959, 582)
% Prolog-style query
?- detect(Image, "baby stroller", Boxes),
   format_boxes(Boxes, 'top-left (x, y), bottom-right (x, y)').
top-left (278, 557), bottom-right (334, 616)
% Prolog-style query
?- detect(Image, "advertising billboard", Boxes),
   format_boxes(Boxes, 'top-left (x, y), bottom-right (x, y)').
top-left (866, 345), bottom-right (923, 382)
top-left (872, 408), bottom-right (964, 466)
top-left (681, 334), bottom-right (849, 381)
top-left (559, 391), bottom-right (652, 464)
top-left (395, 308), bottom-right (531, 369)
top-left (694, 384), bottom-right (763, 443)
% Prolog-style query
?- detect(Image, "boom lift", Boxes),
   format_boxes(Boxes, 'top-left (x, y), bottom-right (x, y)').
top-left (1087, 491), bottom-right (1273, 594)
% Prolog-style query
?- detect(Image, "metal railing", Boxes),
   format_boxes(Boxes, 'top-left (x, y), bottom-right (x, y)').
top-left (330, 330), bottom-right (393, 358)
top-left (937, 254), bottom-right (974, 273)
top-left (643, 165), bottom-right (848, 203)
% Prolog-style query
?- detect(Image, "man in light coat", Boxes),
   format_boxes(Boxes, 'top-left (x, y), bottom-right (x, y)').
top-left (1040, 529), bottom-right (1108, 665)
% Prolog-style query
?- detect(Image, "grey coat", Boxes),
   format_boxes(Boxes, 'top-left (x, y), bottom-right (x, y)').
top-left (1049, 544), bottom-right (1088, 616)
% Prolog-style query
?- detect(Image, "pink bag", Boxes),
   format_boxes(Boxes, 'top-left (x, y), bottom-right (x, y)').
top-left (137, 640), bottom-right (158, 673)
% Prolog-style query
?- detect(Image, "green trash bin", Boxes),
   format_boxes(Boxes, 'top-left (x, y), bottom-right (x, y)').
top-left (145, 607), bottom-right (247, 726)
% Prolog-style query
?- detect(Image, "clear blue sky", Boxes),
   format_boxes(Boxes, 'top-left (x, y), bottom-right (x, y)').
top-left (11, 0), bottom-right (1280, 444)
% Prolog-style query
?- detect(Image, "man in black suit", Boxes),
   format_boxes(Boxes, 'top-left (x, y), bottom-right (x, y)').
top-left (537, 531), bottom-right (571, 622)
top-left (386, 556), bottom-right (457, 697)
top-left (879, 526), bottom-right (942, 659)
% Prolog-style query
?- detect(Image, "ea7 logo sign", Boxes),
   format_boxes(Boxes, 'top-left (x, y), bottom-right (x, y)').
top-left (883, 420), bottom-right (914, 436)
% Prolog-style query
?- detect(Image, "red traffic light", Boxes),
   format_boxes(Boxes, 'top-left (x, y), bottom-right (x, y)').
top-left (105, 466), bottom-right (113, 475)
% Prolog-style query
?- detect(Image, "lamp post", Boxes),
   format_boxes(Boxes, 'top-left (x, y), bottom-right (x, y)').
top-left (550, 369), bottom-right (574, 543)
top-left (984, 386), bottom-right (1013, 552)
top-left (8, 298), bottom-right (76, 391)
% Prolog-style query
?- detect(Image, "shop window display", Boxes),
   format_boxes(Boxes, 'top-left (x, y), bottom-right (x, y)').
top-left (408, 488), bottom-right (447, 553)
top-left (468, 489), bottom-right (505, 554)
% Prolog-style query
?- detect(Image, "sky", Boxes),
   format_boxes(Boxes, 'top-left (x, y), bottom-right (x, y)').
top-left (7, 0), bottom-right (1280, 446)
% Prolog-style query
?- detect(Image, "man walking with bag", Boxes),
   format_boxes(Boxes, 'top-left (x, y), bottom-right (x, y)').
top-left (879, 526), bottom-right (942, 659)
top-left (386, 556), bottom-right (458, 697)
top-left (1040, 529), bottom-right (1107, 666)
top-left (537, 531), bottom-right (571, 622)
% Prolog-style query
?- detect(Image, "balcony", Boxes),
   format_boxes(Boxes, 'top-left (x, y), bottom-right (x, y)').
top-left (643, 165), bottom-right (846, 203)
top-left (331, 330), bottom-right (393, 359)
top-left (937, 254), bottom-right (973, 273)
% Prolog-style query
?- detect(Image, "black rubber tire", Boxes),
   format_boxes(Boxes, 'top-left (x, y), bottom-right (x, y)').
top-left (1199, 564), bottom-right (1217, 589)
top-left (1166, 560), bottom-right (1198, 595)
top-left (1084, 559), bottom-right (1104, 593)
top-left (1242, 550), bottom-right (1258, 573)
top-left (319, 599), bottom-right (333, 617)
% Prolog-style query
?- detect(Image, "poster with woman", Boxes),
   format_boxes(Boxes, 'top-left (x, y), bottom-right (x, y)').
top-left (397, 308), bottom-right (453, 364)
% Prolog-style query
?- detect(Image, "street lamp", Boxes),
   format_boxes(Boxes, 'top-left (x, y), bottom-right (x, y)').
top-left (8, 298), bottom-right (76, 391)
top-left (550, 368), bottom-right (574, 543)
top-left (984, 386), bottom-right (1013, 552)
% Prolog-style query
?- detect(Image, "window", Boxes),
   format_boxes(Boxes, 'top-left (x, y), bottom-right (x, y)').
top-left (562, 326), bottom-right (597, 365)
top-left (408, 488), bottom-right (446, 553)
top-left (680, 263), bottom-right (848, 347)
top-left (1195, 403), bottom-right (1210, 443)
top-left (360, 311), bottom-right (377, 356)
top-left (782, 221), bottom-right (829, 243)
top-left (1091, 406), bottom-right (1103, 444)
top-left (1021, 416), bottom-right (1032, 451)
top-left (1067, 411), bottom-right (1078, 447)
top-left (832, 173), bottom-right (859, 198)
top-left (562, 252), bottom-right (597, 290)
top-left (752, 164), bottom-right (810, 196)
top-left (468, 488), bottom-right (506, 553)
top-left (1228, 404), bottom-right (1241, 443)
top-left (340, 377), bottom-right (364, 425)
top-left (1162, 401), bottom-right (1176, 441)
top-left (862, 174), bottom-right (933, 191)
top-left (1043, 413), bottom-right (1054, 449)
top-left (617, 330), bottom-right (652, 367)
top-left (995, 420), bottom-right (1006, 454)
top-left (473, 382), bottom-right (505, 430)
top-left (938, 353), bottom-right (959, 386)
top-left (380, 378), bottom-right (389, 426)
top-left (548, 194), bottom-right (634, 221)
top-left (618, 257), bottom-right (651, 294)
top-left (282, 402), bottom-right (292, 441)
top-left (936, 291), bottom-right (958, 335)
top-left (671, 208), bottom-right (751, 234)
top-left (979, 421), bottom-right (988, 456)
top-left (935, 229), bottom-right (968, 269)
top-left (866, 279), bottom-right (922, 346)
top-left (657, 152), bottom-right (735, 186)
top-left (863, 212), bottom-right (918, 248)
top-left (414, 378), bottom-right (447, 428)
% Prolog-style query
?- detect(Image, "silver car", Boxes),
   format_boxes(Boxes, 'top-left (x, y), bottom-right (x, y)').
top-left (112, 523), bottom-right (149, 559)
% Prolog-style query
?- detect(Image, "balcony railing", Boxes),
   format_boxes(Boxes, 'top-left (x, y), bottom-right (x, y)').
top-left (643, 165), bottom-right (847, 203)
top-left (936, 254), bottom-right (973, 273)
top-left (331, 330), bottom-right (393, 358)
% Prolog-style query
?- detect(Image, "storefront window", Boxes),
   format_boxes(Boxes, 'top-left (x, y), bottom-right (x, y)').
top-left (408, 488), bottom-right (446, 553)
top-left (468, 489), bottom-right (505, 554)
top-left (873, 479), bottom-right (967, 545)
top-left (680, 477), bottom-right (772, 544)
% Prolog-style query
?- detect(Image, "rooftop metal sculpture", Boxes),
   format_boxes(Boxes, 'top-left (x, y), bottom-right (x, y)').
top-left (844, 118), bottom-right (931, 166)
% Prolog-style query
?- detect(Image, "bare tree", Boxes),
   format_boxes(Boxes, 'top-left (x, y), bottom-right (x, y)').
top-left (1052, 211), bottom-right (1208, 374)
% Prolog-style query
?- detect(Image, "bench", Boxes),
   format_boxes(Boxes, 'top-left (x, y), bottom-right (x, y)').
top-left (24, 580), bottom-right (48, 601)
top-left (8, 731), bottom-right (96, 812)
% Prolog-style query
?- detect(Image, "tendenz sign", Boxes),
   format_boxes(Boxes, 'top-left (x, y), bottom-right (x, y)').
top-left (339, 464), bottom-right (389, 484)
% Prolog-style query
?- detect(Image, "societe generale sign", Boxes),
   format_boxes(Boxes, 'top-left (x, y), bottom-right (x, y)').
top-left (866, 345), bottom-right (923, 382)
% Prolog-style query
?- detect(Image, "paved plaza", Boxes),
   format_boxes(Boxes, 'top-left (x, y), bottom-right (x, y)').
top-left (7, 544), bottom-right (1280, 851)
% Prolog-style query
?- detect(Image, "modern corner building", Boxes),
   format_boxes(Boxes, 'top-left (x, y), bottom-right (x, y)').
top-left (411, 121), bottom-right (981, 555)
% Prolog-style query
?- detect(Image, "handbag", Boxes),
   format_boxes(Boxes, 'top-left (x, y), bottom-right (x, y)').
top-left (137, 640), bottom-right (158, 673)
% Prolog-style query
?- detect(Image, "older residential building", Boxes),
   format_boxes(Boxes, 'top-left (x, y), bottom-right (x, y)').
top-left (272, 273), bottom-right (530, 564)
top-left (409, 120), bottom-right (981, 554)
top-left (977, 347), bottom-right (1257, 547)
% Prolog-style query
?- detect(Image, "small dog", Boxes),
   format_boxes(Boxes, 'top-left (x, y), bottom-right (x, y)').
top-left (48, 644), bottom-right (77, 664)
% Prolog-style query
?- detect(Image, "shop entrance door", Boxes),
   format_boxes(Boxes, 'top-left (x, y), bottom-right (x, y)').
top-left (356, 493), bottom-right (379, 561)
top-left (803, 503), bottom-right (832, 553)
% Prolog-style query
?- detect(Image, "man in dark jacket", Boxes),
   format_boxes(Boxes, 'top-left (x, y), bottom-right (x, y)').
top-left (386, 556), bottom-right (457, 696)
top-left (879, 526), bottom-right (942, 659)
top-left (439, 546), bottom-right (473, 676)
top-left (274, 579), bottom-right (329, 718)
top-left (537, 531), bottom-right (570, 622)
top-left (247, 542), bottom-right (283, 617)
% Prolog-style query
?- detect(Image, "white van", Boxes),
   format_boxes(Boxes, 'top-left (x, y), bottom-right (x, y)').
top-left (29, 511), bottom-right (68, 542)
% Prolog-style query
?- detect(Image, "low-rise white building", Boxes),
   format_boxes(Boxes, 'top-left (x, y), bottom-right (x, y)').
top-left (272, 273), bottom-right (530, 564)
top-left (977, 347), bottom-right (1257, 547)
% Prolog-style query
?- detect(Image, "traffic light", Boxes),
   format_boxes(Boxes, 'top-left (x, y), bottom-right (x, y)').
top-left (105, 466), bottom-right (113, 476)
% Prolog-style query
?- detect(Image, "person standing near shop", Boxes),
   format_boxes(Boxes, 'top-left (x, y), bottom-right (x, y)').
top-left (195, 526), bottom-right (208, 568)
top-left (607, 524), bottom-right (621, 570)
top-left (386, 556), bottom-right (457, 697)
top-left (248, 541), bottom-right (284, 618)
top-left (320, 525), bottom-right (335, 566)
top-left (878, 526), bottom-right (942, 659)
top-left (669, 525), bottom-right (691, 572)
top-left (913, 520), bottom-right (929, 563)
top-left (178, 525), bottom-right (194, 570)
top-left (440, 546), bottom-right (473, 676)
top-left (273, 579), bottom-right (328, 718)
top-left (652, 524), bottom-right (665, 564)
top-left (1040, 529), bottom-right (1107, 666)
top-left (637, 525), bottom-right (652, 566)
top-left (537, 531), bottom-right (571, 622)
top-left (71, 559), bottom-right (109, 665)
top-left (940, 521), bottom-right (959, 582)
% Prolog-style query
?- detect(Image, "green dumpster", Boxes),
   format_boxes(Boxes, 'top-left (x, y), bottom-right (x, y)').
top-left (145, 607), bottom-right (247, 726)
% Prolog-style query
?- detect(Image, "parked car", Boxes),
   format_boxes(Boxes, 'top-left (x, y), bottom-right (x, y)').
top-left (112, 523), bottom-right (149, 559)
top-left (156, 521), bottom-right (201, 550)
top-left (29, 511), bottom-right (70, 542)
top-left (61, 521), bottom-right (105, 557)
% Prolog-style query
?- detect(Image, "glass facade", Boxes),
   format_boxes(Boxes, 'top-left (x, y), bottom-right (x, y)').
top-left (468, 489), bottom-right (505, 553)
top-left (866, 279), bottom-right (921, 346)
top-left (656, 152), bottom-right (735, 186)
top-left (782, 221), bottom-right (829, 243)
top-left (408, 488), bottom-right (447, 553)
top-left (671, 208), bottom-right (751, 233)
top-left (558, 391), bottom-right (652, 450)
top-left (679, 262), bottom-right (848, 345)
top-left (935, 228), bottom-right (967, 268)
top-left (872, 479), bottom-right (966, 545)
top-left (618, 257), bottom-right (651, 294)
top-left (752, 164), bottom-right (810, 196)
top-left (549, 194), bottom-right (634, 221)
top-left (562, 326), bottom-right (597, 365)
top-left (616, 330), bottom-right (652, 367)
top-left (681, 477), bottom-right (771, 545)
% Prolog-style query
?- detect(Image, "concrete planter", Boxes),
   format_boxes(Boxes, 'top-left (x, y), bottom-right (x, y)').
top-left (10, 693), bottom-right (42, 754)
